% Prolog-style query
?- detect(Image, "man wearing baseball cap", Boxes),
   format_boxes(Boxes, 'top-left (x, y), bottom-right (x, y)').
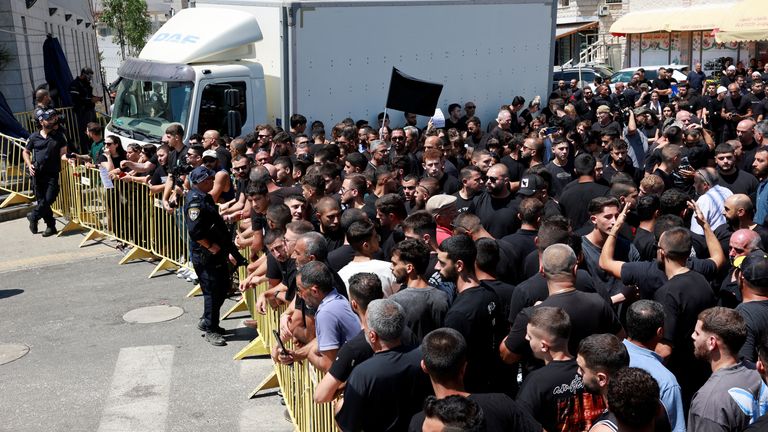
top-left (426, 194), bottom-right (457, 246)
top-left (22, 108), bottom-right (68, 236)
top-left (201, 149), bottom-right (233, 203)
top-left (735, 250), bottom-right (768, 362)
top-left (68, 67), bottom-right (101, 152)
top-left (184, 165), bottom-right (247, 346)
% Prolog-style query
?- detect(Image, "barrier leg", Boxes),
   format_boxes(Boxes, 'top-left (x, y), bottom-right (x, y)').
top-left (222, 297), bottom-right (248, 319)
top-left (0, 192), bottom-right (32, 208)
top-left (79, 229), bottom-right (106, 247)
top-left (233, 335), bottom-right (269, 360)
top-left (118, 246), bottom-right (158, 265)
top-left (248, 370), bottom-right (279, 398)
top-left (186, 284), bottom-right (202, 297)
top-left (148, 258), bottom-right (179, 279)
top-left (56, 219), bottom-right (85, 236)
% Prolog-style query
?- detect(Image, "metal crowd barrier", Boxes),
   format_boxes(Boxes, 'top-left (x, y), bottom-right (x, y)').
top-left (0, 133), bottom-right (34, 208)
top-left (9, 146), bottom-right (337, 431)
top-left (14, 107), bottom-right (110, 151)
top-left (234, 274), bottom-right (339, 431)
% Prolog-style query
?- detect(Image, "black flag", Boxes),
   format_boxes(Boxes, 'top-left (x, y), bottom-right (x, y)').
top-left (385, 68), bottom-right (443, 117)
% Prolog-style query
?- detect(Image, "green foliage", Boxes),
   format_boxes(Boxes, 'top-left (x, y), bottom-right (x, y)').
top-left (99, 0), bottom-right (152, 59)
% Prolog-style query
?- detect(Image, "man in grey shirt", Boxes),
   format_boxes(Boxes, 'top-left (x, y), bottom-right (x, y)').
top-left (689, 307), bottom-right (762, 431)
top-left (389, 239), bottom-right (450, 341)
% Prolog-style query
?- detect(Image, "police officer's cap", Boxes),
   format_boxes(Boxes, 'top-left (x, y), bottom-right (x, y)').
top-left (35, 108), bottom-right (58, 122)
top-left (189, 166), bottom-right (215, 184)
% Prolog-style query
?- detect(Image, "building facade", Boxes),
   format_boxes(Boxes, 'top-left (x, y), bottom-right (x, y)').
top-left (0, 0), bottom-right (101, 113)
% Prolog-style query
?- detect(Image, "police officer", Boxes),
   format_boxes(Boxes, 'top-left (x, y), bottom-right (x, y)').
top-left (22, 108), bottom-right (68, 237)
top-left (185, 166), bottom-right (246, 346)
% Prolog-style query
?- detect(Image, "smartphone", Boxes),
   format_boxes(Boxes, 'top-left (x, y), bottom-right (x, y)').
top-left (273, 329), bottom-right (288, 355)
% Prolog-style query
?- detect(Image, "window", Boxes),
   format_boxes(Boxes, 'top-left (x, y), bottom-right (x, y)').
top-left (605, 0), bottom-right (622, 3)
top-left (197, 81), bottom-right (248, 135)
top-left (559, 0), bottom-right (570, 6)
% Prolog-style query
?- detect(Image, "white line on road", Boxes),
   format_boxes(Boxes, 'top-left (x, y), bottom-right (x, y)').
top-left (97, 345), bottom-right (175, 432)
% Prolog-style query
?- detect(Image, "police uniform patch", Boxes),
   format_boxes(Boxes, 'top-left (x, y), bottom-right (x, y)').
top-left (188, 207), bottom-right (200, 221)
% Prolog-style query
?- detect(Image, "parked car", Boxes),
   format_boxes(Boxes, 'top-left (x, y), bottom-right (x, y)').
top-left (552, 66), bottom-right (613, 90)
top-left (609, 65), bottom-right (689, 89)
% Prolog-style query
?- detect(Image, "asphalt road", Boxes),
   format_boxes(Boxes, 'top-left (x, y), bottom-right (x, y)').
top-left (0, 217), bottom-right (293, 432)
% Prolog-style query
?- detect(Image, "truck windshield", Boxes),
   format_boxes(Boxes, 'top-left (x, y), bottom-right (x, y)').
top-left (110, 78), bottom-right (193, 142)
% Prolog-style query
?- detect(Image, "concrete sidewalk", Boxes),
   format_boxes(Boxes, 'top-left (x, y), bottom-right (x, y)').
top-left (0, 218), bottom-right (293, 432)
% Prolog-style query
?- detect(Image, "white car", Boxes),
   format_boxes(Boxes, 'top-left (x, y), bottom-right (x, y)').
top-left (609, 65), bottom-right (689, 91)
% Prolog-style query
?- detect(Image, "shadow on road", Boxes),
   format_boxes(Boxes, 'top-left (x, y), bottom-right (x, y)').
top-left (0, 289), bottom-right (23, 299)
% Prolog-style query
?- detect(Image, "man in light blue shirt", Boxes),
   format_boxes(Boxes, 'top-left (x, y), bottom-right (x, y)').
top-left (754, 147), bottom-right (768, 226)
top-left (622, 300), bottom-right (686, 432)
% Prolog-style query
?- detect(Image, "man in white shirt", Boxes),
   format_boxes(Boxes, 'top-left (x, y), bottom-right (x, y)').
top-left (337, 219), bottom-right (397, 297)
top-left (691, 167), bottom-right (733, 235)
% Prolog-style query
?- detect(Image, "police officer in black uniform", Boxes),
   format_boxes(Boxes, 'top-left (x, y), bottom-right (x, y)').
top-left (185, 166), bottom-right (246, 346)
top-left (22, 108), bottom-right (68, 237)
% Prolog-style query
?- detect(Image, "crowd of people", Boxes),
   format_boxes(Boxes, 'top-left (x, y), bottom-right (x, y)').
top-left (22, 60), bottom-right (768, 431)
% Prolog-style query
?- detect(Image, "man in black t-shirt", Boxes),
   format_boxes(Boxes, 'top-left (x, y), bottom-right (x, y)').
top-left (500, 197), bottom-right (542, 283)
top-left (409, 328), bottom-right (541, 432)
top-left (559, 153), bottom-right (610, 230)
top-left (722, 84), bottom-right (753, 140)
top-left (473, 163), bottom-right (518, 238)
top-left (453, 166), bottom-right (482, 214)
top-left (23, 108), bottom-right (68, 236)
top-left (515, 306), bottom-right (606, 432)
top-left (652, 227), bottom-right (716, 408)
top-left (501, 244), bottom-right (623, 365)
top-left (715, 143), bottom-right (759, 196)
top-left (735, 250), bottom-right (768, 363)
top-left (440, 235), bottom-right (506, 393)
top-left (652, 67), bottom-right (677, 104)
top-left (335, 299), bottom-right (431, 432)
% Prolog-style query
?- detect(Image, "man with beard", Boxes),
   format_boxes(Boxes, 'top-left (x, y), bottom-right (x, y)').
top-left (754, 147), bottom-right (768, 226)
top-left (702, 83), bottom-right (726, 141)
top-left (653, 227), bottom-right (716, 409)
top-left (576, 87), bottom-right (599, 122)
top-left (473, 163), bottom-right (518, 238)
top-left (689, 307), bottom-right (762, 431)
top-left (545, 139), bottom-right (573, 198)
top-left (716, 195), bottom-right (768, 253)
top-left (438, 235), bottom-right (505, 393)
top-left (465, 116), bottom-right (487, 150)
top-left (389, 239), bottom-right (450, 341)
top-left (340, 174), bottom-right (367, 211)
top-left (402, 211), bottom-right (455, 301)
top-left (746, 80), bottom-right (766, 120)
top-left (717, 228), bottom-right (764, 308)
top-left (736, 119), bottom-right (760, 175)
top-left (453, 166), bottom-right (483, 214)
top-left (23, 108), bottom-right (68, 236)
top-left (315, 196), bottom-right (345, 252)
top-left (735, 250), bottom-right (768, 365)
top-left (715, 143), bottom-right (759, 196)
top-left (401, 174), bottom-right (419, 212)
top-left (390, 127), bottom-right (419, 175)
top-left (602, 140), bottom-right (639, 185)
top-left (723, 85), bottom-right (753, 140)
top-left (276, 261), bottom-right (360, 373)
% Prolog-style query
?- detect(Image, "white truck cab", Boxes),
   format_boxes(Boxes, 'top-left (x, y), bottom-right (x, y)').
top-left (108, 8), bottom-right (266, 145)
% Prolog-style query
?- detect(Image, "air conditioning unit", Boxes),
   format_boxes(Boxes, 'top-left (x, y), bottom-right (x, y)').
top-left (598, 5), bottom-right (609, 16)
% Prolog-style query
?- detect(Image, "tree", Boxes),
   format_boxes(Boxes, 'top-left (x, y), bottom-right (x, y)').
top-left (99, 0), bottom-right (152, 60)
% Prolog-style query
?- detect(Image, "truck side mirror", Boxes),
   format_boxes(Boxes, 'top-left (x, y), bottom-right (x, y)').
top-left (224, 88), bottom-right (242, 137)
top-left (227, 111), bottom-right (242, 138)
top-left (224, 88), bottom-right (240, 108)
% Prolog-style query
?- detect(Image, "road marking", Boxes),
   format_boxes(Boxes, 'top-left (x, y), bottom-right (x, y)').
top-left (97, 345), bottom-right (174, 432)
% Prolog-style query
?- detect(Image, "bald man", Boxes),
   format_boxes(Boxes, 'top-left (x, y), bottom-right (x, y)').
top-left (691, 167), bottom-right (733, 235)
top-left (473, 163), bottom-right (519, 238)
top-left (716, 194), bottom-right (768, 254)
top-left (736, 119), bottom-right (760, 173)
top-left (722, 87), bottom-right (752, 141)
top-left (719, 229), bottom-right (764, 308)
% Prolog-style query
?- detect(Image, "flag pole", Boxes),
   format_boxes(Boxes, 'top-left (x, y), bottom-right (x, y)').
top-left (380, 107), bottom-right (389, 140)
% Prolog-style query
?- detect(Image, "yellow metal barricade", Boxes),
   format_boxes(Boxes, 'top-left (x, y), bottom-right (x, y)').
top-left (14, 107), bottom-right (81, 150)
top-left (148, 194), bottom-right (189, 278)
top-left (0, 133), bottom-right (34, 208)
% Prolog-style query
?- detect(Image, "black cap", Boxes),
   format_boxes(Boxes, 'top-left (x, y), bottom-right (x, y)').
top-left (518, 174), bottom-right (545, 196)
top-left (736, 250), bottom-right (768, 287)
